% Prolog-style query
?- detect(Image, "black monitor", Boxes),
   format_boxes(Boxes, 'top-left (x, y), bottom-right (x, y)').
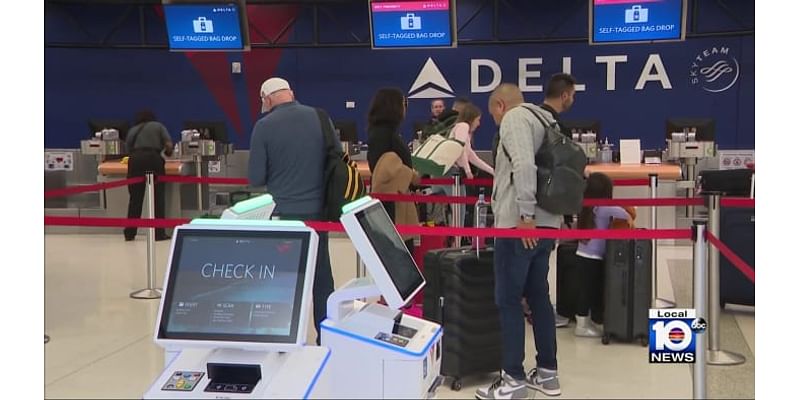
top-left (666, 118), bottom-right (715, 141)
top-left (183, 120), bottom-right (230, 143)
top-left (88, 119), bottom-right (130, 140)
top-left (333, 120), bottom-right (358, 143)
top-left (562, 120), bottom-right (601, 134)
top-left (156, 224), bottom-right (315, 351)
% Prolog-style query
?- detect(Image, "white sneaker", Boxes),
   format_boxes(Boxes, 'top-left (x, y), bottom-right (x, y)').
top-left (574, 316), bottom-right (602, 338)
top-left (526, 367), bottom-right (561, 396)
top-left (475, 371), bottom-right (529, 399)
top-left (555, 313), bottom-right (570, 328)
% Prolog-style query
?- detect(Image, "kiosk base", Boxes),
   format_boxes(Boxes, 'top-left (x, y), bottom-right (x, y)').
top-left (144, 347), bottom-right (330, 399)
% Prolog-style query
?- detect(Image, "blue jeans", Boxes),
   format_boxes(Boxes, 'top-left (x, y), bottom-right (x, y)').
top-left (275, 212), bottom-right (335, 345)
top-left (494, 237), bottom-right (557, 380)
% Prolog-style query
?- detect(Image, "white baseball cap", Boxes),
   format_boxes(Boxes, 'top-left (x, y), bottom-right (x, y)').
top-left (260, 77), bottom-right (291, 97)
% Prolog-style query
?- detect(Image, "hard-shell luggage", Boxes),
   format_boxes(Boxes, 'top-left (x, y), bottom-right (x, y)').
top-left (556, 241), bottom-right (580, 320)
top-left (422, 247), bottom-right (501, 391)
top-left (602, 240), bottom-right (652, 346)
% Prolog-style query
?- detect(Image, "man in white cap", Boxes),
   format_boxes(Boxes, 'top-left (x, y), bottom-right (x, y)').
top-left (248, 76), bottom-right (336, 343)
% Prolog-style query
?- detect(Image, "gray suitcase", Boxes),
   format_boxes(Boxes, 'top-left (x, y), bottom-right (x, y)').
top-left (602, 240), bottom-right (652, 346)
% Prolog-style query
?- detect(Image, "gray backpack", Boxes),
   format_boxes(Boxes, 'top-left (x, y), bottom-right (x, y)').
top-left (501, 105), bottom-right (587, 215)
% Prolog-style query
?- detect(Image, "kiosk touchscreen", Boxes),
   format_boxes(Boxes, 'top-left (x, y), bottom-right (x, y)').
top-left (314, 197), bottom-right (443, 399)
top-left (144, 220), bottom-right (330, 399)
top-left (220, 193), bottom-right (275, 220)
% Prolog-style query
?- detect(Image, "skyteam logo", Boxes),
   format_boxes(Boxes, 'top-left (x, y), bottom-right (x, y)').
top-left (689, 46), bottom-right (740, 93)
top-left (408, 57), bottom-right (455, 99)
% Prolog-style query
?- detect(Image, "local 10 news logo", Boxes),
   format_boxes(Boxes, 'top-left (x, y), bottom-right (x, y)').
top-left (649, 308), bottom-right (706, 363)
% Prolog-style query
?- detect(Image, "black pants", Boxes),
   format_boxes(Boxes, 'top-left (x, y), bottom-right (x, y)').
top-left (575, 254), bottom-right (605, 324)
top-left (124, 150), bottom-right (166, 240)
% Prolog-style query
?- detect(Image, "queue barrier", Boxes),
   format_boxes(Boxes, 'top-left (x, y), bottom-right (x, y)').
top-left (43, 173), bottom-right (757, 400)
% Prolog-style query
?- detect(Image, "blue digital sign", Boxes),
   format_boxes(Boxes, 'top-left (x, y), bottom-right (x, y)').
top-left (592, 0), bottom-right (685, 44)
top-left (370, 1), bottom-right (455, 49)
top-left (164, 3), bottom-right (244, 51)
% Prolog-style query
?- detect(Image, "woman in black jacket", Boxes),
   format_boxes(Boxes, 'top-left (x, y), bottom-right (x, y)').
top-left (366, 88), bottom-right (421, 250)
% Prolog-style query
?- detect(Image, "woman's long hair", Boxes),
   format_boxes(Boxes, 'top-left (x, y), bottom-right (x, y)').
top-left (367, 88), bottom-right (405, 129)
top-left (577, 172), bottom-right (614, 231)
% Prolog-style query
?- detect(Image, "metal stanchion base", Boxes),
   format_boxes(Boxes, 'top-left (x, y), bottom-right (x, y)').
top-left (655, 297), bottom-right (677, 308)
top-left (130, 288), bottom-right (162, 299)
top-left (707, 349), bottom-right (746, 366)
top-left (45, 335), bottom-right (50, 344)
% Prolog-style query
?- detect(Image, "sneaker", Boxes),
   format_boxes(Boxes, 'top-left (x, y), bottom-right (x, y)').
top-left (574, 316), bottom-right (603, 338)
top-left (554, 313), bottom-right (570, 328)
top-left (475, 371), bottom-right (529, 400)
top-left (526, 367), bottom-right (561, 396)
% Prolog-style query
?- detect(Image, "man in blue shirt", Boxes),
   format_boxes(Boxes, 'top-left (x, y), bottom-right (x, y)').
top-left (248, 77), bottom-right (334, 343)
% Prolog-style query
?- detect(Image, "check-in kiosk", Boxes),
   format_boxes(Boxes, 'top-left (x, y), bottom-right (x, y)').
top-left (143, 219), bottom-right (330, 399)
top-left (314, 196), bottom-right (443, 399)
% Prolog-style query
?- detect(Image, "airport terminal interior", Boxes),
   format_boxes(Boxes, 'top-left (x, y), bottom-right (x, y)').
top-left (43, 0), bottom-right (756, 399)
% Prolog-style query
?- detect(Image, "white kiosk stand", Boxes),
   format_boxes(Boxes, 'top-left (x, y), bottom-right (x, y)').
top-left (313, 197), bottom-right (443, 399)
top-left (143, 217), bottom-right (329, 399)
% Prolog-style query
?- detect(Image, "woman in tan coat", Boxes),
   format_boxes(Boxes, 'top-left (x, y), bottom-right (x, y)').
top-left (366, 88), bottom-right (421, 253)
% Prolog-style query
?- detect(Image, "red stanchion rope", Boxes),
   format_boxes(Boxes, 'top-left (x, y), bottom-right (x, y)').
top-left (44, 177), bottom-right (145, 199)
top-left (45, 216), bottom-right (191, 228)
top-left (158, 176), bottom-right (249, 185)
top-left (367, 177), bottom-right (649, 187)
top-left (706, 231), bottom-right (755, 283)
top-left (371, 193), bottom-right (703, 207)
top-left (720, 198), bottom-right (755, 208)
top-left (43, 215), bottom-right (692, 240)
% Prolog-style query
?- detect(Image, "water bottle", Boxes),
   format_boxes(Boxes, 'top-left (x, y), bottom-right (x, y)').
top-left (474, 188), bottom-right (489, 254)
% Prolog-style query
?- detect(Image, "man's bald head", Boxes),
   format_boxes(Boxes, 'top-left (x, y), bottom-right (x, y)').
top-left (488, 83), bottom-right (524, 125)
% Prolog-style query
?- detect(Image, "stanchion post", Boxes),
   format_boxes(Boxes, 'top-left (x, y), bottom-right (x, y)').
top-left (131, 172), bottom-right (162, 300)
top-left (195, 155), bottom-right (204, 211)
top-left (692, 221), bottom-right (708, 400)
top-left (650, 174), bottom-right (675, 309)
top-left (452, 173), bottom-right (462, 248)
top-left (706, 193), bottom-right (746, 366)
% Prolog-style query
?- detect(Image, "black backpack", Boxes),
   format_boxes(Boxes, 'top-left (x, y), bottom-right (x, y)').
top-left (501, 105), bottom-right (587, 215)
top-left (316, 108), bottom-right (367, 221)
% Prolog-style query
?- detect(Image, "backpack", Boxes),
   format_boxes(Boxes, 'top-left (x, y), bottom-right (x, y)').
top-left (501, 105), bottom-right (586, 215)
top-left (419, 112), bottom-right (458, 142)
top-left (316, 108), bottom-right (367, 221)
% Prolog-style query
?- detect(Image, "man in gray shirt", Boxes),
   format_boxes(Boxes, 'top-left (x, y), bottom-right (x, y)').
top-left (247, 77), bottom-right (333, 343)
top-left (476, 84), bottom-right (562, 400)
top-left (124, 110), bottom-right (173, 242)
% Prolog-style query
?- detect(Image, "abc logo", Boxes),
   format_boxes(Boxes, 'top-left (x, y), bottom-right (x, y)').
top-left (652, 320), bottom-right (693, 351)
top-left (691, 317), bottom-right (707, 333)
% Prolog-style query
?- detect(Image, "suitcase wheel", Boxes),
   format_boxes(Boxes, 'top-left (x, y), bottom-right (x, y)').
top-left (639, 337), bottom-right (649, 347)
top-left (601, 335), bottom-right (610, 345)
top-left (451, 378), bottom-right (463, 391)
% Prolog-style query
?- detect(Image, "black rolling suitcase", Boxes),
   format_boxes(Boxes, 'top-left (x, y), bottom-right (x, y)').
top-left (556, 241), bottom-right (580, 320)
top-left (602, 240), bottom-right (652, 346)
top-left (719, 207), bottom-right (755, 307)
top-left (422, 247), bottom-right (501, 391)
